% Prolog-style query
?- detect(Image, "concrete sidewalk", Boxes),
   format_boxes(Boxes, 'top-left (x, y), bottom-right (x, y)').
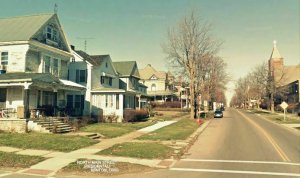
top-left (15, 120), bottom-right (179, 177)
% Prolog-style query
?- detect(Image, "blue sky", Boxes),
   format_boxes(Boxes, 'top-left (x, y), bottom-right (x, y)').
top-left (0, 0), bottom-right (299, 102)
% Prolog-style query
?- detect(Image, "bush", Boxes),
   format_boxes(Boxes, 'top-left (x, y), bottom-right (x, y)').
top-left (123, 109), bottom-right (149, 122)
top-left (150, 101), bottom-right (181, 108)
top-left (153, 107), bottom-right (190, 112)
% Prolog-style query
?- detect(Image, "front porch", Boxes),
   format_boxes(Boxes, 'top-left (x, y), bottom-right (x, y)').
top-left (0, 73), bottom-right (85, 120)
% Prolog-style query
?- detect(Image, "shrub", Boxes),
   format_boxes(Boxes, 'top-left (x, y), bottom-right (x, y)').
top-left (153, 107), bottom-right (190, 112)
top-left (150, 101), bottom-right (181, 108)
top-left (123, 109), bottom-right (149, 122)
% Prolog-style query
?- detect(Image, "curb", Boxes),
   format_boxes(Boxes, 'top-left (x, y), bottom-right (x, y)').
top-left (181, 119), bottom-right (212, 156)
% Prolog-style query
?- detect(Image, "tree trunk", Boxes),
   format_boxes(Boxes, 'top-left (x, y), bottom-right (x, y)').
top-left (270, 92), bottom-right (274, 113)
top-left (189, 79), bottom-right (195, 119)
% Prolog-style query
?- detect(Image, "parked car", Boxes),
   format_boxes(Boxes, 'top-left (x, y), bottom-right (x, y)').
top-left (214, 110), bottom-right (223, 118)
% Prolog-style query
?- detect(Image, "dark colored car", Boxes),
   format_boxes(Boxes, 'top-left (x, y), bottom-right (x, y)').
top-left (220, 106), bottom-right (225, 111)
top-left (214, 110), bottom-right (223, 118)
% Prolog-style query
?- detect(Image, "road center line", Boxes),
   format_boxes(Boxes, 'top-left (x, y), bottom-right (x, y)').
top-left (236, 109), bottom-right (291, 162)
top-left (180, 159), bottom-right (300, 166)
top-left (170, 168), bottom-right (300, 177)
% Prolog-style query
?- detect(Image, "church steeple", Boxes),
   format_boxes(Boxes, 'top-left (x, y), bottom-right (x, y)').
top-left (268, 40), bottom-right (284, 80)
top-left (270, 40), bottom-right (282, 59)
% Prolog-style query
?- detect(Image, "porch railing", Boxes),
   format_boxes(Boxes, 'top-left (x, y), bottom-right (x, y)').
top-left (0, 108), bottom-right (17, 119)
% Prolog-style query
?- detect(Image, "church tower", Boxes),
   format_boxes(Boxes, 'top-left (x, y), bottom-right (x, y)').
top-left (268, 40), bottom-right (284, 83)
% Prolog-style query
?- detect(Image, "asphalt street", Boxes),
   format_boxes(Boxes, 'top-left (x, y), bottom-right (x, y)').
top-left (115, 108), bottom-right (300, 178)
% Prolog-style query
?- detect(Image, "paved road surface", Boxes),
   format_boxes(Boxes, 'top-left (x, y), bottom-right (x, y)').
top-left (115, 108), bottom-right (300, 178)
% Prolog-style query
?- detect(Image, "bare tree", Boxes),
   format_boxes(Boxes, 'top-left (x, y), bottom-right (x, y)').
top-left (163, 11), bottom-right (221, 119)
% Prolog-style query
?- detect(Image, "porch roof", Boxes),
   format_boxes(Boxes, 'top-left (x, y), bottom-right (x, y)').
top-left (91, 87), bottom-right (126, 93)
top-left (147, 90), bottom-right (175, 96)
top-left (0, 73), bottom-right (85, 91)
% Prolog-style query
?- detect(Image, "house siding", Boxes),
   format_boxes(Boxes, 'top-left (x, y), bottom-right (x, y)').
top-left (0, 44), bottom-right (29, 73)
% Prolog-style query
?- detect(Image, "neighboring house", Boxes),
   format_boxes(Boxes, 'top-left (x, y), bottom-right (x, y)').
top-left (113, 61), bottom-right (146, 109)
top-left (139, 64), bottom-right (175, 102)
top-left (268, 41), bottom-right (300, 111)
top-left (69, 49), bottom-right (125, 121)
top-left (0, 14), bottom-right (84, 118)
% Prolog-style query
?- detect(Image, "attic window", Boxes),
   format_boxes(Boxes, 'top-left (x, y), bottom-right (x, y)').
top-left (106, 62), bottom-right (108, 68)
top-left (46, 26), bottom-right (59, 42)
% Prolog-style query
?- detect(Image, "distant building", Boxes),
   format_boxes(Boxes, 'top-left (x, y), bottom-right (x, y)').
top-left (268, 41), bottom-right (300, 111)
top-left (139, 64), bottom-right (175, 102)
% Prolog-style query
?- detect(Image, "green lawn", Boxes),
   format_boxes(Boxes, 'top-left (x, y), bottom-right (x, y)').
top-left (252, 110), bottom-right (300, 124)
top-left (98, 142), bottom-right (173, 159)
top-left (0, 151), bottom-right (44, 168)
top-left (138, 118), bottom-right (199, 141)
top-left (0, 132), bottom-right (98, 152)
top-left (80, 121), bottom-right (155, 138)
top-left (80, 113), bottom-right (189, 138)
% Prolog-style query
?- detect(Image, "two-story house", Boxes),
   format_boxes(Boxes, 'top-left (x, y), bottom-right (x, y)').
top-left (139, 64), bottom-right (175, 102)
top-left (0, 14), bottom-right (84, 118)
top-left (69, 49), bottom-right (127, 121)
top-left (113, 61), bottom-right (147, 109)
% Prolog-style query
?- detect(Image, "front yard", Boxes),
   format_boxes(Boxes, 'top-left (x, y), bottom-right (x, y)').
top-left (80, 121), bottom-right (154, 138)
top-left (98, 142), bottom-right (173, 159)
top-left (138, 118), bottom-right (200, 141)
top-left (80, 112), bottom-right (189, 138)
top-left (0, 151), bottom-right (44, 168)
top-left (252, 110), bottom-right (300, 124)
top-left (0, 132), bottom-right (98, 152)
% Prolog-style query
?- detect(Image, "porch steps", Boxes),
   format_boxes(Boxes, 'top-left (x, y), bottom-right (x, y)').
top-left (86, 133), bottom-right (103, 140)
top-left (32, 118), bottom-right (73, 134)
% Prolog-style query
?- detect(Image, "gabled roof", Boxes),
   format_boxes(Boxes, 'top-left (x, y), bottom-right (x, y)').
top-left (90, 55), bottom-right (109, 66)
top-left (270, 40), bottom-right (282, 59)
top-left (139, 64), bottom-right (166, 80)
top-left (113, 61), bottom-right (140, 78)
top-left (0, 14), bottom-right (54, 42)
top-left (75, 50), bottom-right (99, 65)
top-left (281, 64), bottom-right (300, 85)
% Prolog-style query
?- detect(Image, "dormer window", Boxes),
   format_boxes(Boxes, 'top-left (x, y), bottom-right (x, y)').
top-left (46, 25), bottom-right (59, 42)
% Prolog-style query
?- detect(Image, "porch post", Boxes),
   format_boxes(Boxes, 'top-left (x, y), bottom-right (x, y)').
top-left (53, 88), bottom-right (58, 116)
top-left (23, 83), bottom-right (30, 133)
top-left (138, 95), bottom-right (141, 110)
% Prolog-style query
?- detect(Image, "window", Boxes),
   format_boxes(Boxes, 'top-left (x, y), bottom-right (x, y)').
top-left (151, 84), bottom-right (156, 91)
top-left (44, 56), bottom-right (51, 73)
top-left (105, 95), bottom-right (108, 107)
top-left (105, 62), bottom-right (108, 68)
top-left (42, 91), bottom-right (54, 105)
top-left (47, 27), bottom-right (52, 39)
top-left (46, 26), bottom-right (59, 42)
top-left (101, 76), bottom-right (105, 84)
top-left (116, 94), bottom-right (119, 109)
top-left (109, 77), bottom-right (112, 86)
top-left (79, 70), bottom-right (86, 83)
top-left (75, 95), bottom-right (81, 108)
top-left (67, 95), bottom-right (73, 108)
top-left (110, 95), bottom-right (113, 107)
top-left (1, 52), bottom-right (8, 65)
top-left (76, 70), bottom-right (86, 83)
top-left (53, 58), bottom-right (59, 76)
top-left (0, 88), bottom-right (6, 102)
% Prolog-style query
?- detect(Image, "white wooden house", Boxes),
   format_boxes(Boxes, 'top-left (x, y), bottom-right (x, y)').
top-left (0, 14), bottom-right (84, 118)
top-left (69, 50), bottom-right (126, 121)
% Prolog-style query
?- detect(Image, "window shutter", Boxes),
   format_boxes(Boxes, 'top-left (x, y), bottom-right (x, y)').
top-left (76, 70), bottom-right (79, 83)
top-left (85, 69), bottom-right (88, 82)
